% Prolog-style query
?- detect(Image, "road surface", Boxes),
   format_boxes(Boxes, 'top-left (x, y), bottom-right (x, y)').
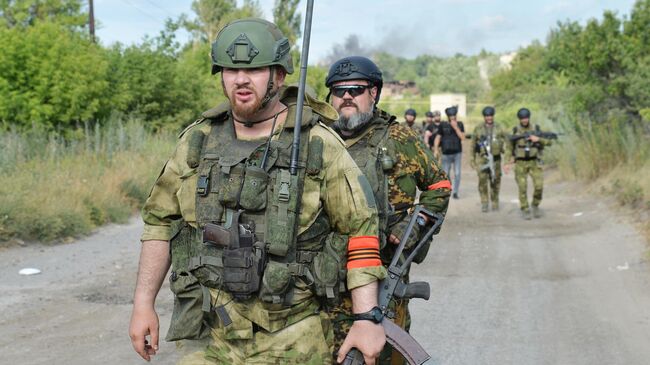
top-left (1, 166), bottom-right (649, 365)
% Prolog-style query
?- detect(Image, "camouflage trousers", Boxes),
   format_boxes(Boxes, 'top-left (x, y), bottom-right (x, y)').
top-left (177, 309), bottom-right (332, 365)
top-left (477, 159), bottom-right (502, 205)
top-left (330, 297), bottom-right (411, 365)
top-left (514, 159), bottom-right (543, 210)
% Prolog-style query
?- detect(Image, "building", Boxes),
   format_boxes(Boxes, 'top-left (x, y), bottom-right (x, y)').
top-left (430, 93), bottom-right (467, 120)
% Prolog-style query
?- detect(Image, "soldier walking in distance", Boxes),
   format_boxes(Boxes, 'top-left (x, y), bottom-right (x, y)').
top-left (471, 106), bottom-right (508, 212)
top-left (424, 110), bottom-right (442, 155)
top-left (128, 19), bottom-right (386, 365)
top-left (403, 108), bottom-right (423, 136)
top-left (505, 108), bottom-right (553, 220)
top-left (434, 106), bottom-right (465, 199)
top-left (325, 56), bottom-right (451, 365)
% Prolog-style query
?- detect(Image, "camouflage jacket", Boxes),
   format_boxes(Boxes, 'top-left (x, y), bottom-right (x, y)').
top-left (141, 87), bottom-right (386, 332)
top-left (471, 122), bottom-right (509, 165)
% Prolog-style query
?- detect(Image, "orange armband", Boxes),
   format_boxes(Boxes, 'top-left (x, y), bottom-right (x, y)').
top-left (347, 236), bottom-right (381, 269)
top-left (427, 180), bottom-right (451, 191)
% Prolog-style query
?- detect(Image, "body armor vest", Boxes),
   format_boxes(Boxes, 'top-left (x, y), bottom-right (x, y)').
top-left (475, 123), bottom-right (504, 158)
top-left (512, 124), bottom-right (541, 160)
top-left (344, 111), bottom-right (398, 252)
top-left (166, 105), bottom-right (346, 341)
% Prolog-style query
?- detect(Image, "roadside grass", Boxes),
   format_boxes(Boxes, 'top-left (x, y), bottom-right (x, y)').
top-left (548, 119), bottom-right (650, 242)
top-left (0, 119), bottom-right (175, 244)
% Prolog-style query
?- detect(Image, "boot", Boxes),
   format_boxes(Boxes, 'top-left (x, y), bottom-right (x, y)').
top-left (532, 206), bottom-right (542, 218)
top-left (522, 209), bottom-right (532, 220)
top-left (481, 203), bottom-right (488, 213)
top-left (491, 201), bottom-right (499, 211)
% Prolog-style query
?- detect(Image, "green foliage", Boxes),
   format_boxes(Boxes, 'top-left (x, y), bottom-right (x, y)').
top-left (0, 22), bottom-right (108, 129)
top-left (0, 0), bottom-right (87, 29)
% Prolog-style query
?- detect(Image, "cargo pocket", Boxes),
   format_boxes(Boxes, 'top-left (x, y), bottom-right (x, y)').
top-left (311, 233), bottom-right (346, 300)
top-left (165, 273), bottom-right (211, 341)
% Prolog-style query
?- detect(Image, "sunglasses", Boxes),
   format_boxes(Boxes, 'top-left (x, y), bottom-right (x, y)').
top-left (330, 85), bottom-right (369, 98)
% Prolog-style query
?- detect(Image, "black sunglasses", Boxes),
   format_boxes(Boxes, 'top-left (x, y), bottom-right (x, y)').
top-left (330, 85), bottom-right (369, 98)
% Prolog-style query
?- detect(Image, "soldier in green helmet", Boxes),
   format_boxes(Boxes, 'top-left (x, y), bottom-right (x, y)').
top-left (505, 108), bottom-right (553, 220)
top-left (128, 19), bottom-right (387, 365)
top-left (470, 106), bottom-right (508, 212)
top-left (325, 56), bottom-right (451, 365)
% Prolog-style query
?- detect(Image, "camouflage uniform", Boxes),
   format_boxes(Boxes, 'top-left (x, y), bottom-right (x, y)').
top-left (141, 87), bottom-right (385, 364)
top-left (472, 122), bottom-right (508, 210)
top-left (330, 109), bottom-right (451, 365)
top-left (405, 122), bottom-right (423, 138)
top-left (511, 123), bottom-right (553, 212)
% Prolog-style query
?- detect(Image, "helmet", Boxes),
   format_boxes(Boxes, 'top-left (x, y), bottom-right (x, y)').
top-left (445, 106), bottom-right (458, 117)
top-left (325, 56), bottom-right (383, 103)
top-left (482, 106), bottom-right (495, 116)
top-left (517, 108), bottom-right (531, 119)
top-left (425, 111), bottom-right (434, 117)
top-left (210, 18), bottom-right (293, 75)
top-left (405, 108), bottom-right (417, 117)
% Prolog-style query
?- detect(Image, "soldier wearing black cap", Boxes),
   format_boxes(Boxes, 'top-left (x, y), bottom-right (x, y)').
top-left (505, 108), bottom-right (553, 219)
top-left (403, 108), bottom-right (423, 136)
top-left (434, 106), bottom-right (465, 199)
top-left (471, 106), bottom-right (508, 212)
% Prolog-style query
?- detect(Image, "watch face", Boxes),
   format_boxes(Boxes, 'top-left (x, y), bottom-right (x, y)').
top-left (372, 307), bottom-right (384, 323)
top-left (416, 216), bottom-right (426, 227)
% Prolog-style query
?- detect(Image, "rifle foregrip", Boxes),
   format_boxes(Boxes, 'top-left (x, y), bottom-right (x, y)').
top-left (342, 348), bottom-right (365, 365)
top-left (404, 281), bottom-right (430, 300)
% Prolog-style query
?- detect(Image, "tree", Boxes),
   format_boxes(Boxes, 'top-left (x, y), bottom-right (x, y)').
top-left (0, 0), bottom-right (87, 29)
top-left (273, 0), bottom-right (301, 46)
top-left (183, 0), bottom-right (262, 43)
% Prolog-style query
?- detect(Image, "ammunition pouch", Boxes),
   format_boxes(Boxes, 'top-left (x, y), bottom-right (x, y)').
top-left (310, 232), bottom-right (348, 303)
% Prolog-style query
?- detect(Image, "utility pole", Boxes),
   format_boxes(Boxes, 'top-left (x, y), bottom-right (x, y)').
top-left (89, 0), bottom-right (95, 43)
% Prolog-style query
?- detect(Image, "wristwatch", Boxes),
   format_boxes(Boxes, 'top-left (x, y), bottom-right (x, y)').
top-left (416, 215), bottom-right (427, 227)
top-left (352, 306), bottom-right (384, 323)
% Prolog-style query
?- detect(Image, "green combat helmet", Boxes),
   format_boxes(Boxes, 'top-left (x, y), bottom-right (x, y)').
top-left (210, 18), bottom-right (294, 75)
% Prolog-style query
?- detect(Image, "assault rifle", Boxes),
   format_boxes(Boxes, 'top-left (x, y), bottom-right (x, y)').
top-left (344, 206), bottom-right (444, 365)
top-left (477, 136), bottom-right (496, 183)
top-left (509, 131), bottom-right (561, 143)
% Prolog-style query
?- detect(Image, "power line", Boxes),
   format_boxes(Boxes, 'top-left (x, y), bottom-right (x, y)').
top-left (118, 0), bottom-right (165, 23)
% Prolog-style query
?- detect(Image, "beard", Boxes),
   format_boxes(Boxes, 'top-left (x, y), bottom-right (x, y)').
top-left (223, 81), bottom-right (265, 120)
top-left (333, 103), bottom-right (375, 135)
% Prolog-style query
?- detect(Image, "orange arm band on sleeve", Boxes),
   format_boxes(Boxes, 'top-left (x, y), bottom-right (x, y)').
top-left (347, 235), bottom-right (381, 269)
top-left (427, 180), bottom-right (451, 191)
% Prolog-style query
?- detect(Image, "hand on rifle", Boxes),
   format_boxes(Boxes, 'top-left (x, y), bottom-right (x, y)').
top-left (528, 135), bottom-right (540, 143)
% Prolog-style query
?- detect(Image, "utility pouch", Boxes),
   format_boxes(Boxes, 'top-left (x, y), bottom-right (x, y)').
top-left (259, 261), bottom-right (292, 304)
top-left (311, 233), bottom-right (347, 301)
top-left (218, 163), bottom-right (245, 209)
top-left (239, 166), bottom-right (269, 211)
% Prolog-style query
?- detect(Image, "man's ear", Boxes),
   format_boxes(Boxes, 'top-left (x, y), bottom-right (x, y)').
top-left (370, 86), bottom-right (378, 100)
top-left (275, 68), bottom-right (287, 86)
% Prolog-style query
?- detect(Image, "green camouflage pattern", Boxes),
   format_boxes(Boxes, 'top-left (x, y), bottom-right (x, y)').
top-left (472, 123), bottom-right (508, 206)
top-left (178, 313), bottom-right (332, 365)
top-left (515, 159), bottom-right (544, 210)
top-left (478, 159), bottom-right (502, 206)
top-left (510, 123), bottom-right (553, 160)
top-left (140, 86), bottom-right (385, 363)
top-left (387, 122), bottom-right (450, 212)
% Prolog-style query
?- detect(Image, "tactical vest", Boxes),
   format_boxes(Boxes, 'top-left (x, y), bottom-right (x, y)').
top-left (343, 111), bottom-right (398, 256)
top-left (166, 105), bottom-right (346, 341)
top-left (512, 124), bottom-right (541, 160)
top-left (475, 123), bottom-right (504, 157)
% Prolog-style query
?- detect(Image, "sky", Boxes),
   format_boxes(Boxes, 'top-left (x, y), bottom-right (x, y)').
top-left (95, 0), bottom-right (638, 63)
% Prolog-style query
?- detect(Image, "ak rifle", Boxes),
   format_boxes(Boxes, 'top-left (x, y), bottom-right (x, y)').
top-left (509, 131), bottom-right (561, 142)
top-left (343, 206), bottom-right (444, 365)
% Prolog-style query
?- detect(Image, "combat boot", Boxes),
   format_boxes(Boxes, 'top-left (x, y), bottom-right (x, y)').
top-left (522, 209), bottom-right (532, 220)
top-left (491, 201), bottom-right (499, 211)
top-left (532, 206), bottom-right (542, 218)
top-left (481, 203), bottom-right (488, 213)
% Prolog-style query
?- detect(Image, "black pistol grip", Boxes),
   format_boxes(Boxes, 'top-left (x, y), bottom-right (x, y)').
top-left (404, 281), bottom-right (430, 300)
top-left (342, 348), bottom-right (365, 365)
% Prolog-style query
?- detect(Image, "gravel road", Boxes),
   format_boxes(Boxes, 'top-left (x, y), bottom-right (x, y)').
top-left (1, 167), bottom-right (648, 365)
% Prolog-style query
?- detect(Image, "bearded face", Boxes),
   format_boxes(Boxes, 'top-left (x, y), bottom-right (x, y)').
top-left (221, 67), bottom-right (282, 120)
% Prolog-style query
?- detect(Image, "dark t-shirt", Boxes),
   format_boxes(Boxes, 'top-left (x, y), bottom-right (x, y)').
top-left (425, 122), bottom-right (441, 147)
top-left (437, 121), bottom-right (465, 154)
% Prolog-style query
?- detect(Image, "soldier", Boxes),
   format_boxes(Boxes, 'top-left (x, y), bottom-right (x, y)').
top-left (325, 56), bottom-right (451, 365)
top-left (505, 108), bottom-right (553, 220)
top-left (128, 19), bottom-right (387, 365)
top-left (403, 108), bottom-right (423, 136)
top-left (423, 111), bottom-right (442, 155)
top-left (471, 106), bottom-right (508, 212)
top-left (434, 106), bottom-right (465, 199)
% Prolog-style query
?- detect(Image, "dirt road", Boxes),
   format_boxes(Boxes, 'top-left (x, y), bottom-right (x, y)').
top-left (1, 166), bottom-right (649, 365)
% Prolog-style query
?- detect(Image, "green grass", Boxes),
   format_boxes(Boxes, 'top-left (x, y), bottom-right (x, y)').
top-left (0, 118), bottom-right (175, 243)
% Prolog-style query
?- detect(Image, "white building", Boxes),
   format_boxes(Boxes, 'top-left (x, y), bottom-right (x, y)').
top-left (430, 94), bottom-right (467, 120)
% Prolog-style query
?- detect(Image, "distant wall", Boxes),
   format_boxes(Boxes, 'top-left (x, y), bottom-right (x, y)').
top-left (430, 93), bottom-right (467, 120)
